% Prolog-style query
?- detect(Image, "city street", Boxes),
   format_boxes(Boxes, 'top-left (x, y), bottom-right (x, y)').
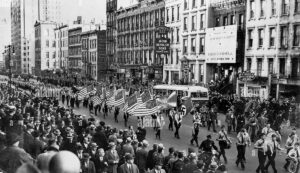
top-left (66, 101), bottom-right (292, 173)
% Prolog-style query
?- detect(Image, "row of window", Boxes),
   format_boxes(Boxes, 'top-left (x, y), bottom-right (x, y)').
top-left (183, 37), bottom-right (205, 54)
top-left (69, 36), bottom-right (81, 45)
top-left (165, 49), bottom-right (180, 65)
top-left (184, 0), bottom-right (206, 10)
top-left (166, 5), bottom-right (180, 23)
top-left (69, 47), bottom-right (81, 56)
top-left (117, 50), bottom-right (163, 65)
top-left (183, 13), bottom-right (206, 31)
top-left (249, 0), bottom-right (300, 19)
top-left (247, 25), bottom-right (300, 49)
top-left (117, 8), bottom-right (165, 32)
top-left (82, 39), bottom-right (97, 49)
top-left (82, 51), bottom-right (97, 63)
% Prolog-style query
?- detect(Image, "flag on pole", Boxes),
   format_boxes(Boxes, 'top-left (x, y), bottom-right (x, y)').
top-left (123, 92), bottom-right (142, 113)
top-left (167, 91), bottom-right (177, 107)
top-left (78, 87), bottom-right (88, 100)
top-left (107, 89), bottom-right (125, 107)
top-left (133, 99), bottom-right (160, 117)
top-left (91, 95), bottom-right (102, 106)
top-left (181, 96), bottom-right (193, 116)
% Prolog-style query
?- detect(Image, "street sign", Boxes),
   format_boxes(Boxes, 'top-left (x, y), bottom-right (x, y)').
top-left (239, 71), bottom-right (255, 81)
top-left (155, 38), bottom-right (170, 54)
top-left (156, 26), bottom-right (170, 35)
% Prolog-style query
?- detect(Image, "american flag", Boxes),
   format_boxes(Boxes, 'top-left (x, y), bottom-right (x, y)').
top-left (132, 99), bottom-right (160, 117)
top-left (91, 95), bottom-right (102, 106)
top-left (123, 92), bottom-right (142, 114)
top-left (107, 89), bottom-right (125, 107)
top-left (77, 87), bottom-right (88, 100)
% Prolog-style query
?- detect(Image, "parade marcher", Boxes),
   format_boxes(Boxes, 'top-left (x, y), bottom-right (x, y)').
top-left (61, 89), bottom-right (66, 105)
top-left (124, 112), bottom-right (129, 127)
top-left (225, 109), bottom-right (235, 133)
top-left (174, 111), bottom-right (182, 139)
top-left (199, 134), bottom-right (219, 153)
top-left (190, 122), bottom-right (200, 147)
top-left (103, 103), bottom-right (108, 119)
top-left (168, 108), bottom-right (175, 131)
top-left (254, 133), bottom-right (267, 173)
top-left (114, 106), bottom-right (120, 123)
top-left (285, 142), bottom-right (300, 172)
top-left (284, 132), bottom-right (298, 170)
top-left (217, 125), bottom-right (230, 164)
top-left (66, 90), bottom-right (70, 106)
top-left (236, 128), bottom-right (251, 170)
top-left (207, 107), bottom-right (217, 132)
top-left (264, 134), bottom-right (284, 173)
top-left (236, 114), bottom-right (245, 134)
top-left (261, 123), bottom-right (273, 136)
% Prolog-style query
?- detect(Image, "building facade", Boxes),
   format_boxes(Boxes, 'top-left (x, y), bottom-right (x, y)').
top-left (243, 0), bottom-right (300, 100)
top-left (54, 25), bottom-right (69, 70)
top-left (34, 21), bottom-right (58, 76)
top-left (180, 0), bottom-right (208, 85)
top-left (163, 0), bottom-right (182, 84)
top-left (106, 0), bottom-right (118, 81)
top-left (206, 0), bottom-right (246, 93)
top-left (68, 27), bottom-right (82, 74)
top-left (81, 29), bottom-right (107, 81)
top-left (116, 0), bottom-right (165, 83)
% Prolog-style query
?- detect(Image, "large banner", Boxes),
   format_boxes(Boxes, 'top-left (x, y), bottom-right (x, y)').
top-left (205, 25), bottom-right (237, 63)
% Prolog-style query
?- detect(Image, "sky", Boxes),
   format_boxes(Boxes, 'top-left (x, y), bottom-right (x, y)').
top-left (0, 0), bottom-right (106, 61)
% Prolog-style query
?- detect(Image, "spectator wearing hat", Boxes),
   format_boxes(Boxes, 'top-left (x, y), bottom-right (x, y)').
top-left (104, 142), bottom-right (119, 173)
top-left (135, 140), bottom-right (149, 173)
top-left (94, 148), bottom-right (108, 173)
top-left (150, 161), bottom-right (166, 173)
top-left (81, 153), bottom-right (96, 173)
top-left (89, 143), bottom-right (98, 161)
top-left (29, 131), bottom-right (45, 159)
top-left (122, 137), bottom-right (135, 157)
top-left (147, 143), bottom-right (158, 170)
top-left (183, 152), bottom-right (198, 173)
top-left (118, 153), bottom-right (139, 173)
top-left (171, 151), bottom-right (185, 173)
top-left (162, 147), bottom-right (175, 172)
top-left (153, 144), bottom-right (164, 167)
top-left (0, 133), bottom-right (34, 173)
top-left (264, 134), bottom-right (284, 173)
top-left (82, 136), bottom-right (91, 153)
top-left (61, 132), bottom-right (77, 154)
top-left (23, 124), bottom-right (35, 153)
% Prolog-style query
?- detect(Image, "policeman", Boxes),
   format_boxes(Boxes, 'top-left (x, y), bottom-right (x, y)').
top-left (199, 134), bottom-right (218, 153)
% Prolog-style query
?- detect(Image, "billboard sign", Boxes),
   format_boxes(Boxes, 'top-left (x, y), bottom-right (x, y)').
top-left (205, 25), bottom-right (237, 63)
top-left (155, 38), bottom-right (170, 54)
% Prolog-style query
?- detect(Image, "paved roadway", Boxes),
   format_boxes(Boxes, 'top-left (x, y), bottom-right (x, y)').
top-left (61, 102), bottom-right (294, 173)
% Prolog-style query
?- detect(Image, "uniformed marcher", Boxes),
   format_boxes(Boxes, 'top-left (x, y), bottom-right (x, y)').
top-left (254, 133), bottom-right (267, 173)
top-left (264, 134), bottom-right (284, 173)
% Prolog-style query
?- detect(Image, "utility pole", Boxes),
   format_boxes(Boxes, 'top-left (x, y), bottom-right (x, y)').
top-left (4, 45), bottom-right (15, 95)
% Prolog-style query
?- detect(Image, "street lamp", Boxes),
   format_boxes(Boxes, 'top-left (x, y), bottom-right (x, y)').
top-left (4, 45), bottom-right (15, 95)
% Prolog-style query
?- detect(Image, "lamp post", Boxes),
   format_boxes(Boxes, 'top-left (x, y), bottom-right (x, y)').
top-left (4, 45), bottom-right (15, 95)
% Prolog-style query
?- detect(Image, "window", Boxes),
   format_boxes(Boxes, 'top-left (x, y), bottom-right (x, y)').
top-left (294, 25), bottom-right (300, 46)
top-left (171, 50), bottom-right (173, 64)
top-left (199, 64), bottom-right (203, 82)
top-left (279, 58), bottom-right (286, 75)
top-left (230, 15), bottom-right (235, 25)
top-left (171, 7), bottom-right (174, 22)
top-left (176, 28), bottom-right (180, 43)
top-left (176, 49), bottom-right (179, 64)
top-left (171, 30), bottom-right (174, 43)
top-left (184, 17), bottom-right (188, 31)
top-left (200, 37), bottom-right (205, 54)
top-left (223, 16), bottom-right (228, 26)
top-left (280, 26), bottom-right (288, 48)
top-left (191, 38), bottom-right (196, 53)
top-left (282, 0), bottom-right (289, 15)
top-left (215, 17), bottom-right (220, 27)
top-left (184, 0), bottom-right (188, 10)
top-left (268, 58), bottom-right (274, 74)
top-left (250, 0), bottom-right (255, 19)
top-left (183, 39), bottom-right (187, 54)
top-left (201, 0), bottom-right (205, 6)
top-left (200, 14), bottom-right (205, 29)
top-left (46, 40), bottom-right (49, 47)
top-left (296, 0), bottom-right (300, 13)
top-left (271, 0), bottom-right (276, 16)
top-left (248, 29), bottom-right (253, 48)
top-left (46, 52), bottom-right (49, 59)
top-left (239, 14), bottom-right (244, 29)
top-left (166, 8), bottom-right (169, 22)
top-left (177, 6), bottom-right (180, 21)
top-left (260, 0), bottom-right (266, 17)
top-left (257, 58), bottom-right (262, 76)
top-left (192, 0), bottom-right (196, 8)
top-left (291, 58), bottom-right (300, 77)
top-left (192, 16), bottom-right (196, 31)
top-left (247, 58), bottom-right (252, 71)
top-left (258, 28), bottom-right (264, 47)
top-left (269, 28), bottom-right (276, 47)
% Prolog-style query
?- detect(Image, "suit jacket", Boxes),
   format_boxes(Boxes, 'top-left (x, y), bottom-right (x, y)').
top-left (81, 160), bottom-right (96, 173)
top-left (149, 169), bottom-right (166, 173)
top-left (104, 149), bottom-right (119, 173)
top-left (94, 156), bottom-right (107, 173)
top-left (29, 138), bottom-right (45, 159)
top-left (118, 163), bottom-right (139, 173)
top-left (134, 148), bottom-right (148, 170)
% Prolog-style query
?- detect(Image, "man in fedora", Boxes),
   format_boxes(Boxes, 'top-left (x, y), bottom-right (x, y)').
top-left (118, 153), bottom-right (139, 173)
top-left (0, 133), bottom-right (34, 173)
top-left (104, 142), bottom-right (119, 173)
top-left (81, 153), bottom-right (96, 173)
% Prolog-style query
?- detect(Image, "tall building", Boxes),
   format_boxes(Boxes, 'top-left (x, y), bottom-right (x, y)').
top-left (11, 0), bottom-right (61, 75)
top-left (180, 0), bottom-right (208, 84)
top-left (163, 0), bottom-right (182, 84)
top-left (206, 0), bottom-right (246, 93)
top-left (68, 27), bottom-right (83, 74)
top-left (11, 0), bottom-right (38, 74)
top-left (38, 0), bottom-right (61, 22)
top-left (81, 29), bottom-right (107, 81)
top-left (106, 0), bottom-right (118, 81)
top-left (34, 21), bottom-right (58, 76)
top-left (242, 0), bottom-right (300, 100)
top-left (116, 0), bottom-right (166, 83)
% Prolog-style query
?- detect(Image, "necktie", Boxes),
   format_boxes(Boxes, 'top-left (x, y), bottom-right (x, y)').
top-left (273, 142), bottom-right (276, 154)
top-left (241, 135), bottom-right (244, 144)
